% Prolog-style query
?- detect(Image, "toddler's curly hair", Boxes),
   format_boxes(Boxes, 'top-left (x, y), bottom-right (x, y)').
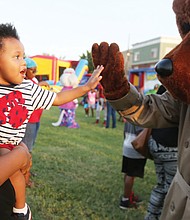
top-left (0, 23), bottom-right (19, 50)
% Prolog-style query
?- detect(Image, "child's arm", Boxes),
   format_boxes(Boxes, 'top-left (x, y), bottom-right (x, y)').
top-left (53, 65), bottom-right (103, 106)
top-left (0, 145), bottom-right (31, 186)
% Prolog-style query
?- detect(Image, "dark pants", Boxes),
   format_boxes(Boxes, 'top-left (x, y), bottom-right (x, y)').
top-left (0, 179), bottom-right (15, 219)
top-left (144, 138), bottom-right (177, 220)
top-left (106, 102), bottom-right (116, 128)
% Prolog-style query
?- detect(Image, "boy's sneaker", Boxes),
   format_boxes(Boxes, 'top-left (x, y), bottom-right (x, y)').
top-left (11, 205), bottom-right (32, 220)
top-left (119, 198), bottom-right (137, 209)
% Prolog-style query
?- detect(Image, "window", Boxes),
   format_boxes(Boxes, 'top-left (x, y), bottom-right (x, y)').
top-left (151, 48), bottom-right (158, 58)
top-left (134, 51), bottom-right (140, 61)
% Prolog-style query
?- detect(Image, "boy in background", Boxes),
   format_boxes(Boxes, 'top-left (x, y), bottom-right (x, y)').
top-left (120, 121), bottom-right (146, 209)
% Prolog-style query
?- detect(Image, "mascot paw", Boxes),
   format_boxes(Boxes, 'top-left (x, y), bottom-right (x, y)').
top-left (91, 42), bottom-right (130, 100)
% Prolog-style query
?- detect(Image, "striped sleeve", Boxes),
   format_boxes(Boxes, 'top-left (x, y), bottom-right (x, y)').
top-left (30, 83), bottom-right (56, 110)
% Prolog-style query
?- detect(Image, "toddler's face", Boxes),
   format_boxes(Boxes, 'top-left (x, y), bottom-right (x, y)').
top-left (0, 38), bottom-right (26, 85)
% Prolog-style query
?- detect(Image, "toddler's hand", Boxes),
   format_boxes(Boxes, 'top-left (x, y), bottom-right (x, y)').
top-left (85, 65), bottom-right (104, 90)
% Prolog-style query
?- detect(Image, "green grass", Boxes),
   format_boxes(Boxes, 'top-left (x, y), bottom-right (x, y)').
top-left (27, 104), bottom-right (156, 220)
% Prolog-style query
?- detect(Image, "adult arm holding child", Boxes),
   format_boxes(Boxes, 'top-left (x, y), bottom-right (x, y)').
top-left (0, 143), bottom-right (31, 186)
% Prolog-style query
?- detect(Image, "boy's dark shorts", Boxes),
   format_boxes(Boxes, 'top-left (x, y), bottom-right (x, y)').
top-left (121, 156), bottom-right (147, 178)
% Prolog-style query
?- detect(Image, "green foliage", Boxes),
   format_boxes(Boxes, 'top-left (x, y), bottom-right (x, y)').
top-left (27, 105), bottom-right (156, 220)
top-left (80, 51), bottom-right (94, 73)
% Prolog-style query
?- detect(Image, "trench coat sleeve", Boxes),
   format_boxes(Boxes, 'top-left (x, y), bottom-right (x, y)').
top-left (108, 83), bottom-right (180, 128)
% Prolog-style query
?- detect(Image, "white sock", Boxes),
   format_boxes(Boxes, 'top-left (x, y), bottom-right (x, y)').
top-left (13, 203), bottom-right (27, 215)
top-left (122, 197), bottom-right (129, 201)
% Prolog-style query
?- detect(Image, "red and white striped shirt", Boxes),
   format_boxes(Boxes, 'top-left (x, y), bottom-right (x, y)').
top-left (0, 80), bottom-right (56, 146)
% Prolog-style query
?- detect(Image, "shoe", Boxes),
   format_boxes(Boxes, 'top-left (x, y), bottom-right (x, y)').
top-left (11, 205), bottom-right (32, 220)
top-left (119, 198), bottom-right (137, 209)
top-left (130, 192), bottom-right (143, 204)
top-left (95, 119), bottom-right (99, 124)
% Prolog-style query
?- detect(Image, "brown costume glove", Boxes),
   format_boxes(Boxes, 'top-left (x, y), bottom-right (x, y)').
top-left (91, 42), bottom-right (130, 100)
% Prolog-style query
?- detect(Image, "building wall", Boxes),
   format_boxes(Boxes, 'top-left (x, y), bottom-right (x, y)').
top-left (31, 55), bottom-right (72, 82)
top-left (123, 36), bottom-right (181, 70)
top-left (122, 36), bottom-right (181, 93)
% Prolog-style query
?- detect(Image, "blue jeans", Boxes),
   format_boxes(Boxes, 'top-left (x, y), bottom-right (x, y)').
top-left (106, 102), bottom-right (116, 128)
top-left (22, 122), bottom-right (40, 152)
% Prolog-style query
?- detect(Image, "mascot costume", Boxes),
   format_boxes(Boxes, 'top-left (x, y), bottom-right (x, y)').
top-left (91, 0), bottom-right (190, 219)
top-left (52, 68), bottom-right (79, 128)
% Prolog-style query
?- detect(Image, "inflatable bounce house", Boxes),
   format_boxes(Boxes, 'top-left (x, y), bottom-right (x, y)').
top-left (129, 67), bottom-right (160, 94)
top-left (30, 55), bottom-right (88, 92)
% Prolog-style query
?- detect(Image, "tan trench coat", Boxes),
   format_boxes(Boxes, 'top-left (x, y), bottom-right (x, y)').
top-left (109, 83), bottom-right (190, 220)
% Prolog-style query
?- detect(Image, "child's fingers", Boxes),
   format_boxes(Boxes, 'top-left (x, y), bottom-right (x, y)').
top-left (94, 65), bottom-right (104, 75)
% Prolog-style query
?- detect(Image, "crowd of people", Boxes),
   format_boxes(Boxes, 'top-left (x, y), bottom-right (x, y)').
top-left (81, 82), bottom-right (118, 129)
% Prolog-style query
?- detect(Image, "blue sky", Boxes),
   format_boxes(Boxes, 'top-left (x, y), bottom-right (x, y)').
top-left (1, 0), bottom-right (180, 60)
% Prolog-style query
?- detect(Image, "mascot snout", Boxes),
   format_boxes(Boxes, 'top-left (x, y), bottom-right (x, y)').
top-left (155, 59), bottom-right (173, 77)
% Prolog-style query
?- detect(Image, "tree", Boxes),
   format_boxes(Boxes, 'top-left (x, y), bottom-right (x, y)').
top-left (80, 50), bottom-right (94, 73)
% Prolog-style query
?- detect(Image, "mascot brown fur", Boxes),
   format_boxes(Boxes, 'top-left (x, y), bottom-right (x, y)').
top-left (92, 0), bottom-right (190, 219)
top-left (92, 42), bottom-right (129, 100)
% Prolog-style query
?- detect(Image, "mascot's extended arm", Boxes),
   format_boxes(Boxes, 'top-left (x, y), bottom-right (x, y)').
top-left (91, 42), bottom-right (130, 100)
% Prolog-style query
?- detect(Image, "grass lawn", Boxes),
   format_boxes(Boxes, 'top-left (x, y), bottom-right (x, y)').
top-left (27, 104), bottom-right (156, 220)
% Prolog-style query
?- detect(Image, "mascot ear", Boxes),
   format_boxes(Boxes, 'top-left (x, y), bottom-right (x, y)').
top-left (173, 0), bottom-right (190, 38)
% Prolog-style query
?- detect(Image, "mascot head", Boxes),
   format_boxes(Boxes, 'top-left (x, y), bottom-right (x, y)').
top-left (60, 68), bottom-right (79, 88)
top-left (155, 0), bottom-right (190, 104)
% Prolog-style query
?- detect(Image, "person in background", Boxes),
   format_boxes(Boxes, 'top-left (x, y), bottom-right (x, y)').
top-left (22, 57), bottom-right (49, 152)
top-left (95, 83), bottom-right (107, 126)
top-left (22, 57), bottom-right (50, 187)
top-left (87, 88), bottom-right (96, 117)
top-left (106, 101), bottom-right (116, 128)
top-left (57, 68), bottom-right (79, 128)
top-left (83, 93), bottom-right (89, 117)
top-left (144, 85), bottom-right (178, 220)
top-left (119, 121), bottom-right (146, 209)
